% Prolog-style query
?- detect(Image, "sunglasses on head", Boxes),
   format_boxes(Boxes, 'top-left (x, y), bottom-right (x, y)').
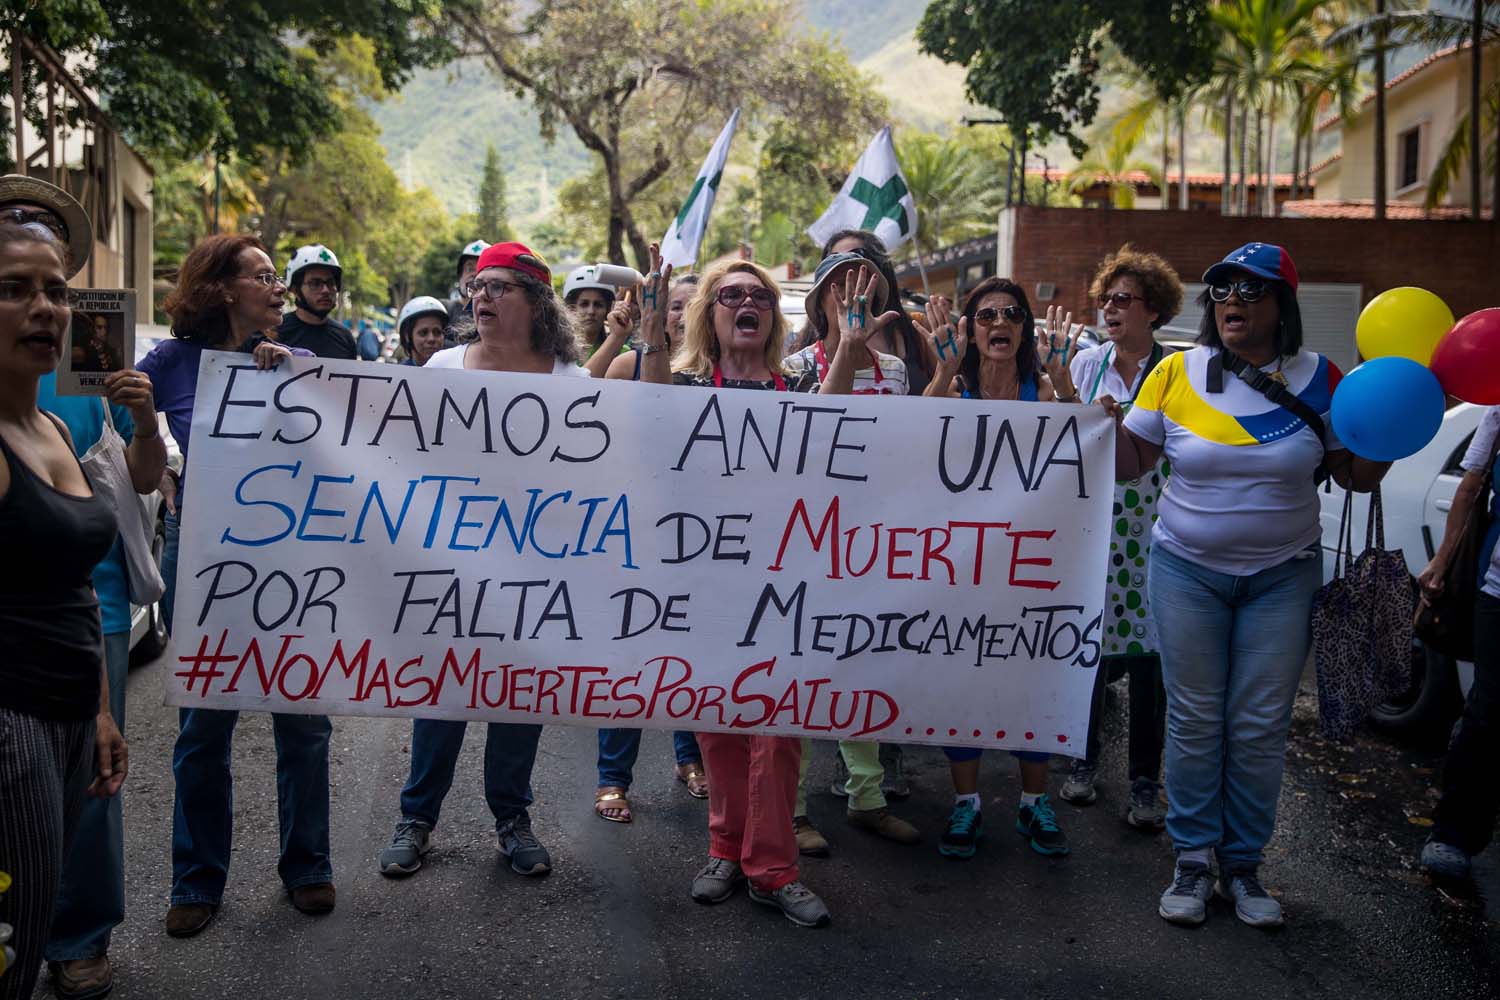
top-left (716, 285), bottom-right (776, 310)
top-left (0, 206), bottom-right (67, 241)
top-left (974, 304), bottom-right (1027, 326)
top-left (1208, 279), bottom-right (1270, 303)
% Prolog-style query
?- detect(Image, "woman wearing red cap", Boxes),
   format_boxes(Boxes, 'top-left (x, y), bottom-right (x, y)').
top-left (376, 241), bottom-right (584, 883)
top-left (1105, 242), bottom-right (1387, 929)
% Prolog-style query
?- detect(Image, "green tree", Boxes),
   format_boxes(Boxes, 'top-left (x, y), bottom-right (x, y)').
top-left (476, 144), bottom-right (514, 241)
top-left (1068, 124), bottom-right (1162, 209)
top-left (439, 0), bottom-right (885, 268)
top-left (0, 0), bottom-right (451, 163)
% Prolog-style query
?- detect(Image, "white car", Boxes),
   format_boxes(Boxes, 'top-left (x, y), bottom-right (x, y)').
top-left (1318, 402), bottom-right (1482, 741)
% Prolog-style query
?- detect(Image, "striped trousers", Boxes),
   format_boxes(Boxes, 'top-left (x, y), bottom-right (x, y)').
top-left (0, 708), bottom-right (93, 1000)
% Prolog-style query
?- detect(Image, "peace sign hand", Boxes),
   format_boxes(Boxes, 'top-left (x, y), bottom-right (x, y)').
top-left (1039, 305), bottom-right (1085, 402)
top-left (913, 294), bottom-right (966, 375)
top-left (638, 243), bottom-right (673, 349)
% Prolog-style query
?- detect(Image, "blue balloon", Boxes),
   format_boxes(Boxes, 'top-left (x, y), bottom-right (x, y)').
top-left (1331, 356), bottom-right (1446, 462)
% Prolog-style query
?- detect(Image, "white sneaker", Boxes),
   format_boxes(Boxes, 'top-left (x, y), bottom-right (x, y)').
top-left (1158, 860), bottom-right (1214, 926)
top-left (1218, 870), bottom-right (1284, 928)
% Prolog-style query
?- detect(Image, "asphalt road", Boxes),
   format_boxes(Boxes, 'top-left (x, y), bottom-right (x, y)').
top-left (29, 649), bottom-right (1500, 1000)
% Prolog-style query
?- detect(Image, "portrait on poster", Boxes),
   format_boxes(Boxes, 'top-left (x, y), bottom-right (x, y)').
top-left (58, 288), bottom-right (135, 396)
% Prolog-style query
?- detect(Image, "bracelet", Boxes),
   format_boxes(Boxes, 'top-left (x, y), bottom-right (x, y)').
top-left (639, 341), bottom-right (669, 356)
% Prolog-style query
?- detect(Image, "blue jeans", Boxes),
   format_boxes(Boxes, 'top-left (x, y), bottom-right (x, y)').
top-left (1148, 545), bottom-right (1321, 869)
top-left (597, 729), bottom-right (700, 788)
top-left (170, 708), bottom-right (333, 905)
top-left (161, 508), bottom-right (179, 635)
top-left (398, 719), bottom-right (543, 830)
top-left (46, 631), bottom-right (129, 961)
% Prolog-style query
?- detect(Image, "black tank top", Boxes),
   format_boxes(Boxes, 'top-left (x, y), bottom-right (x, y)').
top-left (0, 416), bottom-right (118, 721)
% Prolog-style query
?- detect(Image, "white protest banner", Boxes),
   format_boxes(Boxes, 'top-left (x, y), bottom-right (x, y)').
top-left (660, 108), bottom-right (739, 269)
top-left (168, 353), bottom-right (1114, 755)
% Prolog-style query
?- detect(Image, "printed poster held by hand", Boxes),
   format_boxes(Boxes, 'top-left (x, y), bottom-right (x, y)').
top-left (58, 289), bottom-right (135, 396)
top-left (167, 353), bottom-right (1116, 756)
top-left (806, 126), bottom-right (917, 253)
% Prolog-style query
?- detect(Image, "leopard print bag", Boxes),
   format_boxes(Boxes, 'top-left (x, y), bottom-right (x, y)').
top-left (1312, 488), bottom-right (1414, 741)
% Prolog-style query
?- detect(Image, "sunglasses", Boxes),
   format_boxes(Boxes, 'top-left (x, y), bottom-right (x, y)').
top-left (0, 207), bottom-right (67, 241)
top-left (974, 305), bottom-right (1027, 326)
top-left (1208, 279), bottom-right (1269, 303)
top-left (1098, 291), bottom-right (1144, 309)
top-left (716, 285), bottom-right (776, 310)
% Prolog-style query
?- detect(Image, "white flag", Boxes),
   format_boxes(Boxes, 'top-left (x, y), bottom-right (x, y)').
top-left (806, 126), bottom-right (917, 252)
top-left (660, 108), bottom-right (740, 269)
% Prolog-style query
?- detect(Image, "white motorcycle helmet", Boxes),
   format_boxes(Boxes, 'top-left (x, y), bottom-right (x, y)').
top-left (457, 239), bottom-right (490, 283)
top-left (563, 264), bottom-right (615, 305)
top-left (286, 244), bottom-right (342, 288)
top-left (397, 295), bottom-right (449, 338)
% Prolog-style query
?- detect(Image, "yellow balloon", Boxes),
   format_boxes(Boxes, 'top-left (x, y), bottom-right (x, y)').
top-left (1356, 287), bottom-right (1455, 366)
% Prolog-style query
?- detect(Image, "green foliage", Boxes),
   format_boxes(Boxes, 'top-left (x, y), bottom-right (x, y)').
top-left (475, 144), bottom-right (514, 241)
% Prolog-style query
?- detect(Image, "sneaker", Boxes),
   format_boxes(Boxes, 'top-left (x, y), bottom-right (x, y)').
top-left (690, 857), bottom-right (744, 904)
top-left (1125, 777), bottom-right (1167, 831)
top-left (847, 807), bottom-right (920, 844)
top-left (1016, 794), bottom-right (1070, 856)
top-left (879, 743), bottom-right (911, 799)
top-left (829, 752), bottom-right (850, 798)
top-left (748, 880), bottom-right (831, 928)
top-left (938, 801), bottom-right (982, 859)
top-left (793, 815), bottom-right (830, 857)
top-left (496, 814), bottom-right (552, 876)
top-left (1420, 839), bottom-right (1472, 879)
top-left (1218, 869), bottom-right (1284, 928)
top-left (378, 817), bottom-right (433, 877)
top-left (1158, 859), bottom-right (1214, 925)
top-left (1060, 760), bottom-right (1098, 805)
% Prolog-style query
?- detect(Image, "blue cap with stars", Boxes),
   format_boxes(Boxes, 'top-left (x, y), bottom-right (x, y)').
top-left (1202, 242), bottom-right (1299, 292)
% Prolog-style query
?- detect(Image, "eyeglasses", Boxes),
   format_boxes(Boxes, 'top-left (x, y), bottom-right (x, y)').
top-left (1208, 279), bottom-right (1269, 303)
top-left (715, 285), bottom-right (776, 311)
top-left (0, 278), bottom-right (69, 305)
top-left (1098, 291), bottom-right (1144, 310)
top-left (0, 207), bottom-right (67, 241)
top-left (466, 277), bottom-right (522, 300)
top-left (301, 278), bottom-right (339, 292)
top-left (974, 305), bottom-right (1027, 327)
top-left (239, 271), bottom-right (285, 288)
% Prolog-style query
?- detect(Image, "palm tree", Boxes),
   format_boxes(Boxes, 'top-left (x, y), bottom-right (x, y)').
top-left (1068, 123), bottom-right (1161, 209)
top-left (896, 133), bottom-right (1001, 294)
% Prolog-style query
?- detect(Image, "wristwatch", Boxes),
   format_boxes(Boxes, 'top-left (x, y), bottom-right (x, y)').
top-left (639, 341), bottom-right (669, 355)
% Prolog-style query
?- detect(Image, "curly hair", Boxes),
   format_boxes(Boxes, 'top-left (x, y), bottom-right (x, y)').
top-left (1088, 244), bottom-right (1184, 330)
top-left (673, 260), bottom-right (788, 379)
top-left (451, 268), bottom-right (580, 364)
top-left (163, 233), bottom-right (268, 346)
top-left (958, 276), bottom-right (1040, 391)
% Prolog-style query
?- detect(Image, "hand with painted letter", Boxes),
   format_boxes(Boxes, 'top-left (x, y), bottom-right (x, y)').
top-left (637, 242), bottom-right (674, 351)
top-left (833, 264), bottom-right (899, 352)
top-left (914, 294), bottom-right (966, 377)
top-left (1039, 305), bottom-right (1085, 402)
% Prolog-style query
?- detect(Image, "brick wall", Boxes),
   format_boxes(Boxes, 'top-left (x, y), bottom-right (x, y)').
top-left (1004, 206), bottom-right (1499, 322)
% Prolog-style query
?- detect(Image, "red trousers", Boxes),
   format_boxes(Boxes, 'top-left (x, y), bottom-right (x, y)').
top-left (697, 732), bottom-right (801, 891)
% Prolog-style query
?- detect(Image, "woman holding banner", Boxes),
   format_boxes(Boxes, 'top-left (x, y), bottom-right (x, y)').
top-left (0, 216), bottom-right (128, 1000)
top-left (917, 277), bottom-right (1074, 861)
top-left (1056, 246), bottom-right (1183, 830)
top-left (643, 256), bottom-right (830, 928)
top-left (1106, 242), bottom-right (1387, 929)
top-left (139, 234), bottom-right (326, 939)
top-left (377, 241), bottom-right (587, 882)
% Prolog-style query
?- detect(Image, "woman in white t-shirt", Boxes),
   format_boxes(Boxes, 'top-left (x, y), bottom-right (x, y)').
top-left (376, 241), bottom-right (594, 886)
top-left (1415, 406), bottom-right (1500, 881)
top-left (1104, 242), bottom-right (1388, 930)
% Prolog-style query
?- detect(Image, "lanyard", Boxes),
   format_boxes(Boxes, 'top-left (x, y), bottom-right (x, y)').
top-left (714, 363), bottom-right (786, 392)
top-left (1086, 342), bottom-right (1164, 405)
top-left (814, 339), bottom-right (883, 385)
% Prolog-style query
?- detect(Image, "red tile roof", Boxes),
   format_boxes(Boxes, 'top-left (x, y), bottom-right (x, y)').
top-left (1280, 198), bottom-right (1489, 220)
top-left (1309, 151), bottom-right (1342, 175)
top-left (1316, 41), bottom-right (1490, 132)
top-left (1027, 167), bottom-right (1298, 188)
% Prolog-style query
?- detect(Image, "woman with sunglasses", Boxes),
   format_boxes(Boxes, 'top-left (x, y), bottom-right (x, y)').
top-left (1054, 246), bottom-right (1184, 830)
top-left (377, 242), bottom-right (585, 885)
top-left (646, 257), bottom-right (830, 928)
top-left (1107, 243), bottom-right (1387, 929)
top-left (914, 277), bottom-right (1074, 861)
top-left (0, 219), bottom-right (128, 1000)
top-left (138, 234), bottom-right (324, 940)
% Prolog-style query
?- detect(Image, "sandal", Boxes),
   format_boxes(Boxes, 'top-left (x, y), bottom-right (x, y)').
top-left (675, 762), bottom-right (709, 799)
top-left (594, 787), bottom-right (632, 823)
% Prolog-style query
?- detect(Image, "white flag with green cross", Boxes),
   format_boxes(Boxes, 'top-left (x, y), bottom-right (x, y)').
top-left (660, 108), bottom-right (741, 269)
top-left (805, 125), bottom-right (917, 252)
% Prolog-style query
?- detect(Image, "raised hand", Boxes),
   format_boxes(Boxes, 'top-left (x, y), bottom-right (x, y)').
top-left (833, 265), bottom-right (899, 351)
top-left (1039, 305), bottom-right (1085, 402)
top-left (914, 294), bottom-right (966, 374)
top-left (605, 288), bottom-right (636, 342)
top-left (638, 242), bottom-right (673, 349)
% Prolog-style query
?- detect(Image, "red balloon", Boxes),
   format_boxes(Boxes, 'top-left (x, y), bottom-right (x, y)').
top-left (1431, 308), bottom-right (1500, 404)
